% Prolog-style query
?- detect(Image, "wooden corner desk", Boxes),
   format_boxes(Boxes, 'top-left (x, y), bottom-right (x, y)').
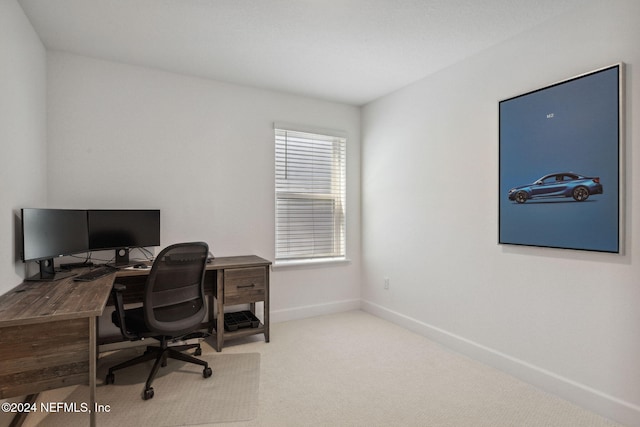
top-left (0, 272), bottom-right (113, 427)
top-left (0, 255), bottom-right (270, 426)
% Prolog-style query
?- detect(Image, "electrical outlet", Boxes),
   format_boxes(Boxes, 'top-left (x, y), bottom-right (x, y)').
top-left (384, 277), bottom-right (390, 290)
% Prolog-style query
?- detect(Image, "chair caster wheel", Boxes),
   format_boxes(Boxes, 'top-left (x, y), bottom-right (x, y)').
top-left (194, 347), bottom-right (202, 356)
top-left (105, 373), bottom-right (115, 385)
top-left (143, 387), bottom-right (154, 400)
top-left (203, 367), bottom-right (213, 378)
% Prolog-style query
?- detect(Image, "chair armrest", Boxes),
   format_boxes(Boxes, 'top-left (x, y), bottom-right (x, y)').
top-left (111, 283), bottom-right (136, 340)
top-left (113, 283), bottom-right (126, 293)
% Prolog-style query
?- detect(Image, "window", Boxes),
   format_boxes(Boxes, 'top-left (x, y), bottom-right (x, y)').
top-left (275, 125), bottom-right (346, 262)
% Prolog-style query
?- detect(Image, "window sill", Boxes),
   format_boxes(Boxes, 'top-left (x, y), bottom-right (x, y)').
top-left (273, 257), bottom-right (351, 270)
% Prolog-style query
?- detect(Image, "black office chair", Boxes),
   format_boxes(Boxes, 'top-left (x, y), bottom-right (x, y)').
top-left (105, 242), bottom-right (213, 400)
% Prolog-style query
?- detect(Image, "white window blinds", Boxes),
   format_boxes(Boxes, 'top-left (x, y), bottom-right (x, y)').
top-left (275, 126), bottom-right (346, 261)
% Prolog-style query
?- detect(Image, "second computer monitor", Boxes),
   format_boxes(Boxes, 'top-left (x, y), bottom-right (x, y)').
top-left (88, 209), bottom-right (160, 266)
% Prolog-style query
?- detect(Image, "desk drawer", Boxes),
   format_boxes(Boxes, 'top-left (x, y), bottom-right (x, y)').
top-left (224, 267), bottom-right (266, 305)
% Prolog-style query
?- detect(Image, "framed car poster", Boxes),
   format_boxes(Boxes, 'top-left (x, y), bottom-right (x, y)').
top-left (499, 64), bottom-right (624, 253)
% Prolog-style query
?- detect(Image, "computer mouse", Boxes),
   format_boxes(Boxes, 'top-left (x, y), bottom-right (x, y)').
top-left (133, 263), bottom-right (147, 269)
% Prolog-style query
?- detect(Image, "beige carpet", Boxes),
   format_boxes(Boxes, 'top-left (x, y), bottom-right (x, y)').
top-left (30, 351), bottom-right (260, 426)
top-left (20, 311), bottom-right (628, 426)
top-left (218, 311), bottom-right (627, 427)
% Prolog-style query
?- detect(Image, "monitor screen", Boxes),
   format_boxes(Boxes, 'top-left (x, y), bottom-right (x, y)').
top-left (21, 208), bottom-right (89, 262)
top-left (88, 209), bottom-right (160, 250)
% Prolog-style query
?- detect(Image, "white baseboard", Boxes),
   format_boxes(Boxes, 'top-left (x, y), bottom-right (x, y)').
top-left (270, 299), bottom-right (360, 324)
top-left (361, 300), bottom-right (640, 427)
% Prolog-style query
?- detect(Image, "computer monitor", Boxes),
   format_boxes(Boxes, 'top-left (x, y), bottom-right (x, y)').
top-left (21, 208), bottom-right (89, 281)
top-left (88, 209), bottom-right (160, 267)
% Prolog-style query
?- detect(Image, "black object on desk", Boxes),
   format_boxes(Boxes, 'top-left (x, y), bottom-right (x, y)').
top-left (74, 265), bottom-right (117, 282)
top-left (60, 261), bottom-right (94, 270)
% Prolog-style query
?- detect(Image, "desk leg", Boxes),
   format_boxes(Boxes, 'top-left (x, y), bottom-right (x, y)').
top-left (89, 316), bottom-right (97, 427)
top-left (207, 295), bottom-right (214, 332)
top-left (8, 394), bottom-right (37, 427)
top-left (264, 269), bottom-right (270, 343)
top-left (216, 272), bottom-right (224, 352)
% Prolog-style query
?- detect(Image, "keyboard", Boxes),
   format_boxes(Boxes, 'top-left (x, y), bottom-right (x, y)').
top-left (73, 266), bottom-right (117, 282)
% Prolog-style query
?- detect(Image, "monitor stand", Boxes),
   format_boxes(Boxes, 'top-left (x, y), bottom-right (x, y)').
top-left (107, 248), bottom-right (137, 268)
top-left (25, 258), bottom-right (77, 282)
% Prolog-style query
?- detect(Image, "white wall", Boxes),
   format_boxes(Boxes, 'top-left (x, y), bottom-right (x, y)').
top-left (0, 0), bottom-right (47, 294)
top-left (46, 51), bottom-right (361, 321)
top-left (362, 1), bottom-right (640, 426)
top-left (7, 0), bottom-right (638, 423)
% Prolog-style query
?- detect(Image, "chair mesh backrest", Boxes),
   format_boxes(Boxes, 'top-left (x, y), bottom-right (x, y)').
top-left (143, 242), bottom-right (208, 336)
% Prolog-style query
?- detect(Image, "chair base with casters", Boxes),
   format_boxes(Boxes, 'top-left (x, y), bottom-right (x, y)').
top-left (105, 335), bottom-right (213, 400)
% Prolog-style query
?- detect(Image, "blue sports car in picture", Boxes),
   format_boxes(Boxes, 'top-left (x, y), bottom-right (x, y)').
top-left (507, 172), bottom-right (603, 204)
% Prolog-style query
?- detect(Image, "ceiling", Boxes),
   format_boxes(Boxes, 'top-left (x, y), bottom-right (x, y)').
top-left (18, 0), bottom-right (585, 106)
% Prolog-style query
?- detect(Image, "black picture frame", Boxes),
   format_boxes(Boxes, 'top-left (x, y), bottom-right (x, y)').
top-left (499, 64), bottom-right (624, 253)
